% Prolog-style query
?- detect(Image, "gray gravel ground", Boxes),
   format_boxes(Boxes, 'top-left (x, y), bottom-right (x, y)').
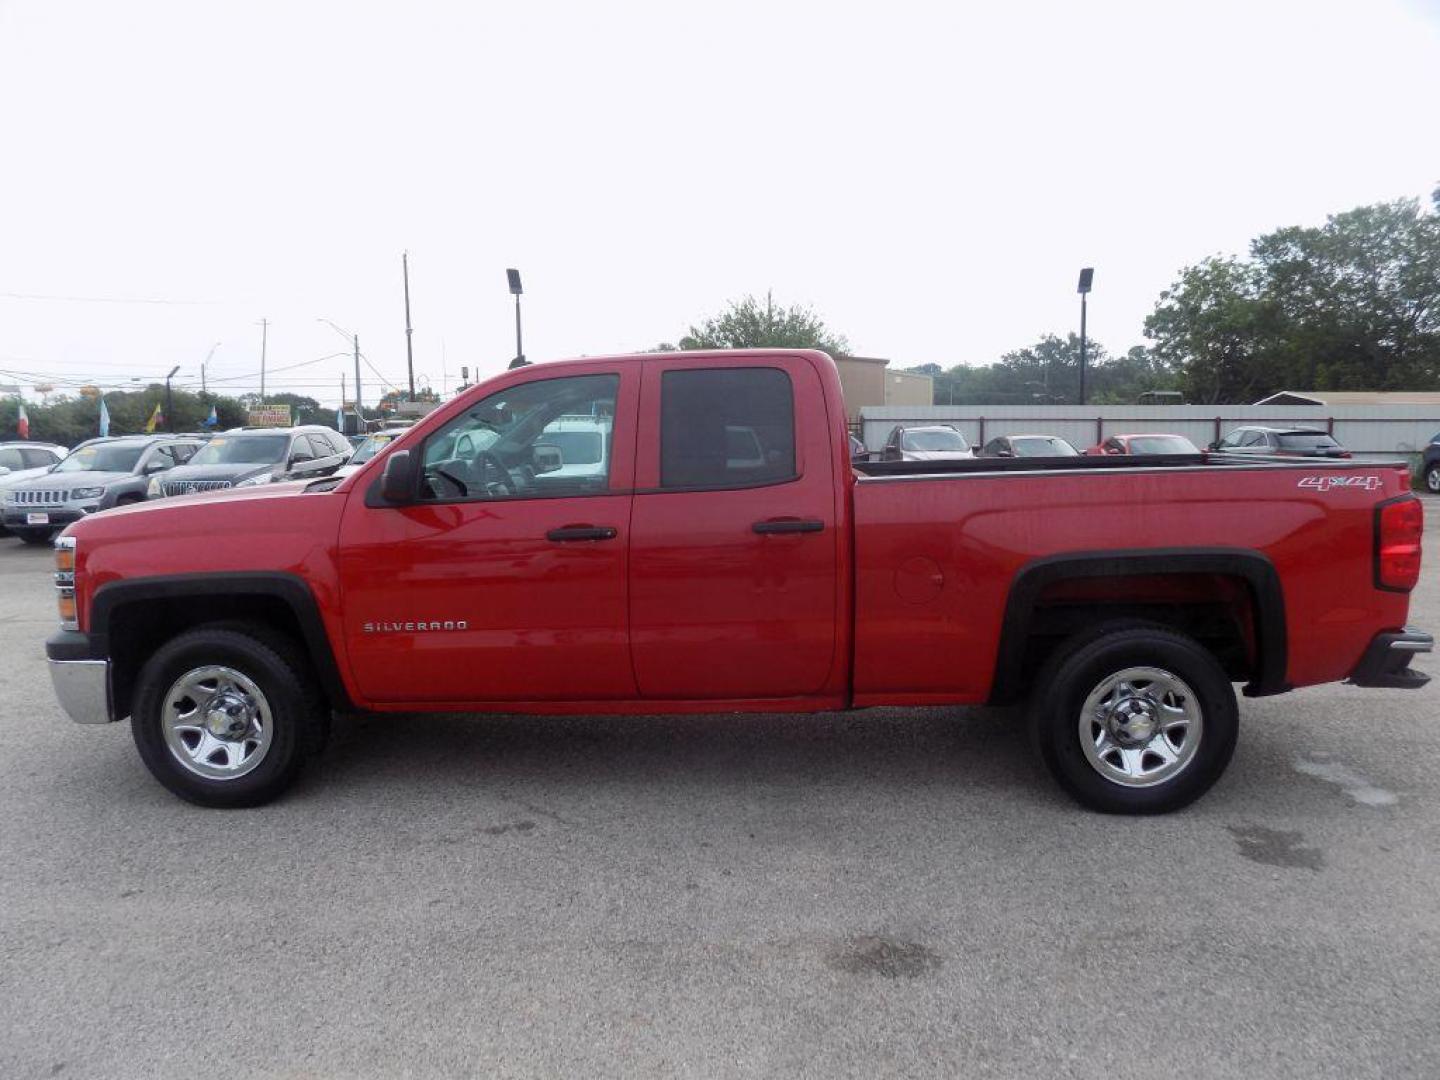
top-left (2, 503), bottom-right (1438, 1079)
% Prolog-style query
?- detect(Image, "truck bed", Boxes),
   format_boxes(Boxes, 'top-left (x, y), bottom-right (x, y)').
top-left (848, 452), bottom-right (1414, 706)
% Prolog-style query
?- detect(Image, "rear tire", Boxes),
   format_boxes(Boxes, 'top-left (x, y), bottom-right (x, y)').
top-left (15, 527), bottom-right (57, 546)
top-left (1425, 465), bottom-right (1440, 494)
top-left (130, 623), bottom-right (328, 808)
top-left (1029, 623), bottom-right (1238, 814)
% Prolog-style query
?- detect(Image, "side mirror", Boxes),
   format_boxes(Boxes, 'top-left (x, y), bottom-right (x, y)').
top-left (532, 444), bottom-right (563, 475)
top-left (381, 449), bottom-right (416, 503)
top-left (0, 466), bottom-right (9, 476)
top-left (144, 459), bottom-right (169, 474)
top-left (290, 451), bottom-right (315, 467)
top-left (997, 449), bottom-right (1014, 458)
top-left (1206, 441), bottom-right (1220, 451)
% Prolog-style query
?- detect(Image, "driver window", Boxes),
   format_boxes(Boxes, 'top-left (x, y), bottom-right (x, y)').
top-left (421, 373), bottom-right (619, 502)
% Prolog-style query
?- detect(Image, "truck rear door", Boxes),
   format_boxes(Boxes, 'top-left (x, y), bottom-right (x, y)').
top-left (628, 354), bottom-right (840, 699)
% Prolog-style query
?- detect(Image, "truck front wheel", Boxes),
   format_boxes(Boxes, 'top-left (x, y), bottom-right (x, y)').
top-left (1029, 624), bottom-right (1238, 814)
top-left (130, 624), bottom-right (328, 808)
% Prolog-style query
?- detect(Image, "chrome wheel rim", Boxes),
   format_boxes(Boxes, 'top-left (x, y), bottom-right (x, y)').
top-left (1078, 666), bottom-right (1203, 788)
top-left (1427, 467), bottom-right (1440, 493)
top-left (161, 665), bottom-right (273, 781)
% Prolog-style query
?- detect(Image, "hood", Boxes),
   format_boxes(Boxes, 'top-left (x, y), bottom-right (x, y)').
top-left (6, 468), bottom-right (131, 491)
top-left (0, 465), bottom-right (60, 490)
top-left (159, 461), bottom-right (277, 484)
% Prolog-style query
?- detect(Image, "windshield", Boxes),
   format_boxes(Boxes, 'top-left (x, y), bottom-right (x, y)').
top-left (1012, 437), bottom-right (1078, 457)
top-left (188, 434), bottom-right (290, 466)
top-left (53, 443), bottom-right (145, 473)
top-left (902, 428), bottom-right (968, 452)
top-left (1276, 433), bottom-right (1342, 451)
top-left (350, 432), bottom-right (398, 465)
top-left (1127, 435), bottom-right (1200, 454)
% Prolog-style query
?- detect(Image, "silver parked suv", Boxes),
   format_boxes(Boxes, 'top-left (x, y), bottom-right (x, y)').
top-left (2, 435), bottom-right (203, 545)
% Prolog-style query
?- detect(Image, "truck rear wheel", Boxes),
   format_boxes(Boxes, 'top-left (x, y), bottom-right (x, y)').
top-left (130, 623), bottom-right (328, 808)
top-left (1029, 624), bottom-right (1238, 814)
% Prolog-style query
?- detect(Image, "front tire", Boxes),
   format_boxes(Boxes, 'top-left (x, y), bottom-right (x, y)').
top-left (1029, 624), bottom-right (1238, 814)
top-left (1425, 465), bottom-right (1440, 494)
top-left (131, 624), bottom-right (328, 808)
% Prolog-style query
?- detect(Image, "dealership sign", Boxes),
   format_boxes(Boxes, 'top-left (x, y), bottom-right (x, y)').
top-left (247, 405), bottom-right (292, 427)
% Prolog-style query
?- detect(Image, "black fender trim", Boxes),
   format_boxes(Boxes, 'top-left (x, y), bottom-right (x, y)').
top-left (87, 572), bottom-right (354, 711)
top-left (988, 547), bottom-right (1289, 704)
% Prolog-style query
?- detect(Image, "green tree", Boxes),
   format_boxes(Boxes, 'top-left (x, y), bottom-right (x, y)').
top-left (1146, 188), bottom-right (1440, 402)
top-left (669, 292), bottom-right (850, 357)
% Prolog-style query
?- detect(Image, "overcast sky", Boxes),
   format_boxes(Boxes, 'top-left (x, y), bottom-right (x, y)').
top-left (1, 0), bottom-right (1437, 407)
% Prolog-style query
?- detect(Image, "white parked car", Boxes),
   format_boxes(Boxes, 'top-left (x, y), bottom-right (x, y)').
top-left (0, 442), bottom-right (69, 536)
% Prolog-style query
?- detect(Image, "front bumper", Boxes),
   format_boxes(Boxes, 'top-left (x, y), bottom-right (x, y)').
top-left (2, 505), bottom-right (98, 530)
top-left (46, 631), bottom-right (113, 724)
top-left (1348, 628), bottom-right (1433, 690)
top-left (48, 659), bottom-right (113, 724)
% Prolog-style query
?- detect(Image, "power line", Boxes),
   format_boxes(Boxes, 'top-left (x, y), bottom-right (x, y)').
top-left (0, 291), bottom-right (222, 305)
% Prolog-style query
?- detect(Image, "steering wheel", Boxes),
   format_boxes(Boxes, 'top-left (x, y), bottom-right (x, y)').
top-left (476, 450), bottom-right (517, 496)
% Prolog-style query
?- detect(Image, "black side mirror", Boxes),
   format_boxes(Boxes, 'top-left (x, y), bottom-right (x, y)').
top-left (381, 449), bottom-right (416, 503)
top-left (532, 444), bottom-right (563, 475)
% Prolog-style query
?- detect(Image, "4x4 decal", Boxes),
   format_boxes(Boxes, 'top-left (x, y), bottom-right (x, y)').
top-left (1298, 474), bottom-right (1383, 492)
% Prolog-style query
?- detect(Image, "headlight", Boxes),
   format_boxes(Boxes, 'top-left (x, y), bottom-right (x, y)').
top-left (147, 476), bottom-right (162, 497)
top-left (235, 473), bottom-right (273, 487)
top-left (70, 487), bottom-right (106, 500)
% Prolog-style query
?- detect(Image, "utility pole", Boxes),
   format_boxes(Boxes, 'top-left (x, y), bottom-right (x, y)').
top-left (402, 252), bottom-right (416, 401)
top-left (353, 334), bottom-right (363, 433)
top-left (341, 372), bottom-right (347, 434)
top-left (258, 319), bottom-right (269, 402)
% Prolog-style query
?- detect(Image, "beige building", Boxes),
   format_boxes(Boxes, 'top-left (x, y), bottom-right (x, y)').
top-left (833, 356), bottom-right (933, 420)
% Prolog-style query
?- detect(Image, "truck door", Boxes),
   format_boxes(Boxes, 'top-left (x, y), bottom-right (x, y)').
top-left (628, 354), bottom-right (840, 699)
top-left (337, 363), bottom-right (639, 704)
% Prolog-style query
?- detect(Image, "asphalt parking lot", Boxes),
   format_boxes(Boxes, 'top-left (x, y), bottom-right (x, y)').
top-left (2, 504), bottom-right (1437, 1080)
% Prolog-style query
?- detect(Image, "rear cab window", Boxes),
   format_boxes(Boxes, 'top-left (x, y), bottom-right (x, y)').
top-left (659, 368), bottom-right (795, 489)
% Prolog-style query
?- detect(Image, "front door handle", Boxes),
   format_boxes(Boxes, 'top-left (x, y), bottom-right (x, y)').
top-left (752, 518), bottom-right (825, 535)
top-left (546, 525), bottom-right (618, 542)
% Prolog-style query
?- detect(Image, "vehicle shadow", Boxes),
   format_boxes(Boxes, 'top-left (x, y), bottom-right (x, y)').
top-left (310, 704), bottom-right (1053, 806)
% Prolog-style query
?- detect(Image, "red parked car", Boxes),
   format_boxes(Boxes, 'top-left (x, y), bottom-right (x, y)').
top-left (46, 350), bottom-right (1428, 814)
top-left (1086, 433), bottom-right (1202, 456)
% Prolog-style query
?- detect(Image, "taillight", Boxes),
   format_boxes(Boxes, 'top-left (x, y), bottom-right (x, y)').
top-left (1375, 496), bottom-right (1423, 592)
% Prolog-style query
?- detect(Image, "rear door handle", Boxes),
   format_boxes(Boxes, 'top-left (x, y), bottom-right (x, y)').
top-left (752, 518), bottom-right (825, 535)
top-left (546, 525), bottom-right (618, 542)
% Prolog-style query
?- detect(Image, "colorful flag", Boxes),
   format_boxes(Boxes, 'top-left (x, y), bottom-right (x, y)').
top-left (202, 405), bottom-right (218, 428)
top-left (145, 403), bottom-right (163, 433)
top-left (99, 395), bottom-right (111, 437)
top-left (16, 400), bottom-right (29, 439)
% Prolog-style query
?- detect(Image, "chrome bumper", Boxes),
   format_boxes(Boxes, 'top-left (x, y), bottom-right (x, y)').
top-left (48, 658), bottom-right (113, 724)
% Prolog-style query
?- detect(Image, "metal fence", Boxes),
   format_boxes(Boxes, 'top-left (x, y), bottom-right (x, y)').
top-left (856, 404), bottom-right (1440, 461)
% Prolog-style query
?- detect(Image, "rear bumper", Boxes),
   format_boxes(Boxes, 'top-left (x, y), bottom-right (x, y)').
top-left (46, 631), bottom-right (113, 724)
top-left (1348, 628), bottom-right (1433, 690)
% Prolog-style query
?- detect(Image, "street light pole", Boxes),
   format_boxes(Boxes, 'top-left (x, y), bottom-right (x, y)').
top-left (1077, 268), bottom-right (1094, 406)
top-left (507, 268), bottom-right (528, 369)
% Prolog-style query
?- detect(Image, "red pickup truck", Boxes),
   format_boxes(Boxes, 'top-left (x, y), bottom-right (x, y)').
top-left (46, 349), bottom-right (1430, 813)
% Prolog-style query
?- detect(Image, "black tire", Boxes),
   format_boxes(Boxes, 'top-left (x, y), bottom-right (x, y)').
top-left (1426, 465), bottom-right (1440, 494)
top-left (130, 623), bottom-right (328, 808)
top-left (15, 527), bottom-right (57, 546)
top-left (1029, 623), bottom-right (1238, 814)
